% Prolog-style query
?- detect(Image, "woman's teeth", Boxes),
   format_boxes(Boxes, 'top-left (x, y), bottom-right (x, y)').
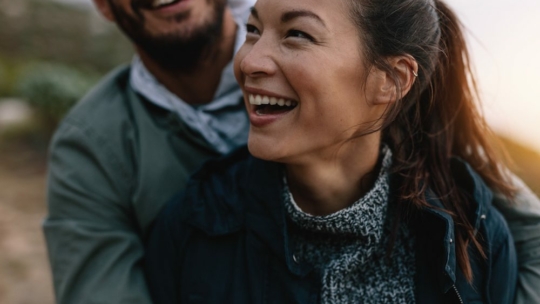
top-left (248, 94), bottom-right (297, 107)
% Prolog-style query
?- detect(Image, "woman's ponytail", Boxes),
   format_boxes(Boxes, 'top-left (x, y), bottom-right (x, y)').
top-left (349, 0), bottom-right (514, 282)
top-left (427, 0), bottom-right (515, 281)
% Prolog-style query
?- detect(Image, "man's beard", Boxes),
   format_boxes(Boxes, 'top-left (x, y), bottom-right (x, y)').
top-left (107, 0), bottom-right (226, 73)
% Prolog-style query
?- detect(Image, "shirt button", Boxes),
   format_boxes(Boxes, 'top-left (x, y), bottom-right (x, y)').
top-left (449, 238), bottom-right (453, 243)
top-left (292, 254), bottom-right (299, 264)
top-left (480, 214), bottom-right (487, 220)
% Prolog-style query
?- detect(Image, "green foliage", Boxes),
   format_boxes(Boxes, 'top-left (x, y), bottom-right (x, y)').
top-left (15, 62), bottom-right (97, 128)
top-left (0, 62), bottom-right (5, 95)
top-left (0, 0), bottom-right (132, 75)
top-left (0, 56), bottom-right (21, 97)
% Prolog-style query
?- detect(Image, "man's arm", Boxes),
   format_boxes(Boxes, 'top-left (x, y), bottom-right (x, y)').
top-left (493, 174), bottom-right (540, 304)
top-left (43, 119), bottom-right (152, 304)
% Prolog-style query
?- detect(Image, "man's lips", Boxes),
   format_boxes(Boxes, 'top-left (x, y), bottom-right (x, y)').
top-left (133, 0), bottom-right (183, 10)
top-left (151, 0), bottom-right (183, 9)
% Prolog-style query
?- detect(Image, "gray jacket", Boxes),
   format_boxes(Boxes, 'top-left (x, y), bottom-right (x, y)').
top-left (44, 67), bottom-right (220, 304)
top-left (493, 175), bottom-right (540, 304)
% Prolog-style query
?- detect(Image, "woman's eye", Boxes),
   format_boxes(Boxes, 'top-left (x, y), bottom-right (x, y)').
top-left (286, 30), bottom-right (314, 41)
top-left (246, 24), bottom-right (260, 35)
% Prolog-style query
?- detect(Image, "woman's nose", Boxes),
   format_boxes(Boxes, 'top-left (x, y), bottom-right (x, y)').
top-left (240, 39), bottom-right (277, 78)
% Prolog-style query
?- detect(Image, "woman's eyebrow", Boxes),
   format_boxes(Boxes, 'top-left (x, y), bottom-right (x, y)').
top-left (281, 10), bottom-right (327, 28)
top-left (250, 7), bottom-right (259, 20)
top-left (249, 7), bottom-right (326, 28)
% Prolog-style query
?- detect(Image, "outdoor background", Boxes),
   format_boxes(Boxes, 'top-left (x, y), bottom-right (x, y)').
top-left (0, 0), bottom-right (539, 303)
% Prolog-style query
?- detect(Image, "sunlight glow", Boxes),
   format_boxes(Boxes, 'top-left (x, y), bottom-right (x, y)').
top-left (451, 0), bottom-right (540, 152)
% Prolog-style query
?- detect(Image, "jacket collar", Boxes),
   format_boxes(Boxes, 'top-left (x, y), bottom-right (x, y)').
top-left (187, 150), bottom-right (494, 287)
top-left (241, 155), bottom-right (495, 284)
top-left (243, 157), bottom-right (495, 290)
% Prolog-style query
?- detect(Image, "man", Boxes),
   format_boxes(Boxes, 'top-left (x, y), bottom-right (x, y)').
top-left (44, 0), bottom-right (253, 303)
top-left (44, 0), bottom-right (540, 304)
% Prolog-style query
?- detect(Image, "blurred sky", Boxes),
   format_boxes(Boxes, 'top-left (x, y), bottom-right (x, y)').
top-left (65, 0), bottom-right (540, 152)
top-left (450, 0), bottom-right (540, 152)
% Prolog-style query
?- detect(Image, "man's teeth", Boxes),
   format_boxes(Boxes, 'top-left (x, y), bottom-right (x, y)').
top-left (248, 94), bottom-right (297, 107)
top-left (152, 0), bottom-right (176, 8)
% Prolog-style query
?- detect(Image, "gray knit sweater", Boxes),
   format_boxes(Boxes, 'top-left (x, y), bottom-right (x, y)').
top-left (284, 148), bottom-right (416, 304)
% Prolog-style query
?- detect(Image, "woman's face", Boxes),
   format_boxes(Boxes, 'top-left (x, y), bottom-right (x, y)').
top-left (234, 0), bottom-right (385, 163)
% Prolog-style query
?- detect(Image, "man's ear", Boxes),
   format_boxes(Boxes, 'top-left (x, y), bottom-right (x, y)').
top-left (366, 56), bottom-right (418, 105)
top-left (93, 0), bottom-right (116, 22)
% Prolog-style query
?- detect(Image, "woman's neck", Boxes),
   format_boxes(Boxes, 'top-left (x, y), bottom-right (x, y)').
top-left (285, 135), bottom-right (382, 216)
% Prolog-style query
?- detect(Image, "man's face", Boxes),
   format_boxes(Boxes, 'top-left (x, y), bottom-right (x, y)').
top-left (104, 0), bottom-right (227, 71)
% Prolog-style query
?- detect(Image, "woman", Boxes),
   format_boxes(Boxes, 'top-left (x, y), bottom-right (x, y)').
top-left (145, 0), bottom-right (517, 302)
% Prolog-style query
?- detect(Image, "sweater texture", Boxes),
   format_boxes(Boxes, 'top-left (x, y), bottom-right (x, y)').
top-left (284, 148), bottom-right (417, 303)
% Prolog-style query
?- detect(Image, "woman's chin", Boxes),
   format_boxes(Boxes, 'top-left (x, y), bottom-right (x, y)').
top-left (248, 141), bottom-right (274, 161)
top-left (247, 140), bottom-right (287, 162)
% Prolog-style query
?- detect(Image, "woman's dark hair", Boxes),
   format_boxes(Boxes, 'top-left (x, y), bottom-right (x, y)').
top-left (348, 0), bottom-right (514, 281)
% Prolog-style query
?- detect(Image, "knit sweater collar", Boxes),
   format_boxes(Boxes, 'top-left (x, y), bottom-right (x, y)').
top-left (284, 146), bottom-right (393, 237)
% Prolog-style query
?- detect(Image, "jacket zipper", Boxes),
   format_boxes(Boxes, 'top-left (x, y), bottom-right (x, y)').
top-left (453, 285), bottom-right (464, 304)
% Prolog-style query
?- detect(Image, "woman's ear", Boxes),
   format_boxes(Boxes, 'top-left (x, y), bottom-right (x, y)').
top-left (391, 55), bottom-right (418, 99)
top-left (366, 56), bottom-right (418, 105)
top-left (92, 0), bottom-right (116, 22)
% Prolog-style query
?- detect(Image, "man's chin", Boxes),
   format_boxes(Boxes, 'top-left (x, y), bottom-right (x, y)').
top-left (140, 20), bottom-right (193, 41)
top-left (136, 17), bottom-right (223, 72)
top-left (109, 0), bottom-right (226, 73)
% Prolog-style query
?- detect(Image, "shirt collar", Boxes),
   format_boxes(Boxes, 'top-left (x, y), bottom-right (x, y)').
top-left (128, 15), bottom-right (249, 154)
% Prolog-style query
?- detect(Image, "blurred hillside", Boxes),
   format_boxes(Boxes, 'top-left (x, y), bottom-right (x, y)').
top-left (0, 0), bottom-right (132, 68)
top-left (0, 0), bottom-right (132, 97)
top-left (0, 1), bottom-right (133, 303)
top-left (499, 136), bottom-right (540, 195)
top-left (0, 0), bottom-right (133, 144)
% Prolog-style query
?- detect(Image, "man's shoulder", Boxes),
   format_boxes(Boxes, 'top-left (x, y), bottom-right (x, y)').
top-left (50, 65), bottom-right (142, 162)
top-left (63, 65), bottom-right (135, 128)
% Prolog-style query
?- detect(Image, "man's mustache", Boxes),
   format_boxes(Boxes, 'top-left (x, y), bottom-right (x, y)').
top-left (130, 0), bottom-right (155, 10)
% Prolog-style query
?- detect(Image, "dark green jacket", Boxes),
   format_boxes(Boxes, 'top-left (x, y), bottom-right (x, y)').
top-left (44, 66), bottom-right (222, 304)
